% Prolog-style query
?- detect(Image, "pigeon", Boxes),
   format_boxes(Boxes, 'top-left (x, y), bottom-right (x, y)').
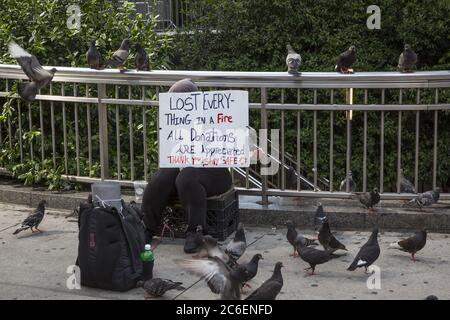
top-left (318, 216), bottom-right (347, 252)
top-left (240, 253), bottom-right (263, 287)
top-left (347, 227), bottom-right (380, 273)
top-left (339, 170), bottom-right (356, 192)
top-left (314, 202), bottom-right (327, 230)
top-left (137, 278), bottom-right (185, 299)
top-left (225, 222), bottom-right (247, 262)
top-left (176, 257), bottom-right (248, 300)
top-left (13, 200), bottom-right (48, 235)
top-left (425, 295), bottom-right (439, 300)
top-left (192, 225), bottom-right (205, 255)
top-left (389, 229), bottom-right (427, 262)
top-left (105, 39), bottom-right (130, 70)
top-left (285, 165), bottom-right (298, 190)
top-left (8, 41), bottom-right (57, 102)
top-left (134, 43), bottom-right (150, 71)
top-left (353, 188), bottom-right (380, 214)
top-left (86, 41), bottom-right (102, 70)
top-left (400, 169), bottom-right (416, 194)
top-left (295, 239), bottom-right (340, 275)
top-left (285, 220), bottom-right (318, 257)
top-left (200, 235), bottom-right (234, 266)
top-left (245, 262), bottom-right (283, 300)
top-left (286, 45), bottom-right (302, 75)
top-left (335, 46), bottom-right (356, 73)
top-left (398, 44), bottom-right (417, 73)
top-left (404, 188), bottom-right (441, 210)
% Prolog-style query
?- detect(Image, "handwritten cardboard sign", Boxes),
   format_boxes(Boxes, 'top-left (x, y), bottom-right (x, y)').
top-left (158, 90), bottom-right (249, 168)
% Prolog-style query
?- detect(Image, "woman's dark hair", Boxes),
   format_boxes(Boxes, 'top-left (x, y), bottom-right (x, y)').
top-left (168, 78), bottom-right (199, 93)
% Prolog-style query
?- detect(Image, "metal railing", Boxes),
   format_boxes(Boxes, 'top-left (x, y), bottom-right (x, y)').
top-left (0, 64), bottom-right (449, 203)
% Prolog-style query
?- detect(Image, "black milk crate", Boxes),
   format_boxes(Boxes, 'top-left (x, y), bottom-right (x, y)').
top-left (157, 188), bottom-right (239, 241)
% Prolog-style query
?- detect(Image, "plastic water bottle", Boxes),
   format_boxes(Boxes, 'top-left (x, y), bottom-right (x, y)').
top-left (140, 244), bottom-right (154, 281)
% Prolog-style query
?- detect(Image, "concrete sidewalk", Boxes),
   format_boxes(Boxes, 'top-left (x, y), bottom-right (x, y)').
top-left (0, 202), bottom-right (449, 300)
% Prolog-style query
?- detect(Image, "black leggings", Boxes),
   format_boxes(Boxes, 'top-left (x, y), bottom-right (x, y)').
top-left (142, 167), bottom-right (232, 235)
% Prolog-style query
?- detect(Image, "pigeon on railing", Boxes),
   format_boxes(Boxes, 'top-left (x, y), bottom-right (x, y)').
top-left (134, 43), bottom-right (150, 71)
top-left (347, 227), bottom-right (380, 273)
top-left (245, 262), bottom-right (283, 300)
top-left (389, 229), bottom-right (427, 262)
top-left (105, 39), bottom-right (130, 70)
top-left (86, 41), bottom-right (102, 70)
top-left (400, 169), bottom-right (416, 193)
top-left (335, 46), bottom-right (356, 73)
top-left (8, 41), bottom-right (57, 102)
top-left (403, 188), bottom-right (441, 210)
top-left (13, 200), bottom-right (48, 235)
top-left (286, 44), bottom-right (302, 75)
top-left (398, 44), bottom-right (417, 73)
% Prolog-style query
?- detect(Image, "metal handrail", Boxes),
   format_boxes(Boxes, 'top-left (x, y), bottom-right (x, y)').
top-left (0, 64), bottom-right (449, 202)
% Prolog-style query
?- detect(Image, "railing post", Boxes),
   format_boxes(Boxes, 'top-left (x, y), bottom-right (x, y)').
top-left (259, 87), bottom-right (269, 206)
top-left (98, 83), bottom-right (109, 180)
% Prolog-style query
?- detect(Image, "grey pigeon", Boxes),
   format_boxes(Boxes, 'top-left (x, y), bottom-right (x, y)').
top-left (285, 220), bottom-right (318, 257)
top-left (177, 257), bottom-right (248, 300)
top-left (134, 43), bottom-right (150, 71)
top-left (241, 254), bottom-right (263, 286)
top-left (245, 262), bottom-right (283, 300)
top-left (398, 44), bottom-right (417, 73)
top-left (318, 216), bottom-right (347, 252)
top-left (13, 200), bottom-right (47, 234)
top-left (353, 188), bottom-right (380, 214)
top-left (314, 202), bottom-right (327, 230)
top-left (389, 229), bottom-right (427, 262)
top-left (137, 278), bottom-right (184, 298)
top-left (404, 188), bottom-right (440, 210)
top-left (295, 239), bottom-right (340, 275)
top-left (335, 46), bottom-right (356, 73)
top-left (225, 222), bottom-right (247, 262)
top-left (285, 165), bottom-right (298, 190)
top-left (105, 39), bottom-right (130, 69)
top-left (286, 45), bottom-right (302, 75)
top-left (400, 169), bottom-right (416, 193)
top-left (201, 235), bottom-right (234, 266)
top-left (86, 41), bottom-right (102, 70)
top-left (8, 41), bottom-right (57, 102)
top-left (425, 295), bottom-right (439, 300)
top-left (347, 227), bottom-right (380, 273)
top-left (339, 170), bottom-right (356, 192)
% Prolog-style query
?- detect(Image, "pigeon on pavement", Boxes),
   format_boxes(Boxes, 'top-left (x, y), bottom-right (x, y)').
top-left (339, 170), bottom-right (356, 192)
top-left (286, 220), bottom-right (318, 257)
top-left (425, 295), bottom-right (439, 300)
top-left (8, 41), bottom-right (57, 102)
top-left (105, 39), bottom-right (130, 70)
top-left (347, 227), bottom-right (380, 273)
top-left (335, 46), bottom-right (356, 73)
top-left (13, 200), bottom-right (48, 235)
top-left (245, 262), bottom-right (283, 300)
top-left (314, 202), bottom-right (327, 230)
top-left (353, 188), bottom-right (380, 214)
top-left (398, 44), bottom-right (417, 73)
top-left (295, 239), bottom-right (340, 275)
top-left (400, 169), bottom-right (416, 193)
top-left (318, 216), bottom-right (347, 252)
top-left (389, 229), bottom-right (427, 262)
top-left (225, 223), bottom-right (247, 262)
top-left (286, 45), bottom-right (302, 75)
top-left (240, 254), bottom-right (263, 288)
top-left (86, 41), bottom-right (102, 70)
top-left (134, 43), bottom-right (150, 71)
top-left (176, 257), bottom-right (248, 300)
top-left (137, 278), bottom-right (185, 299)
top-left (200, 235), bottom-right (235, 266)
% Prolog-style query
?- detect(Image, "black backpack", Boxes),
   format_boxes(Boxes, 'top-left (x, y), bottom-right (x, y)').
top-left (77, 200), bottom-right (146, 292)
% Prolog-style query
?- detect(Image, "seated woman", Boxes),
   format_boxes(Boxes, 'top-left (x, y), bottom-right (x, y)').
top-left (142, 78), bottom-right (233, 253)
